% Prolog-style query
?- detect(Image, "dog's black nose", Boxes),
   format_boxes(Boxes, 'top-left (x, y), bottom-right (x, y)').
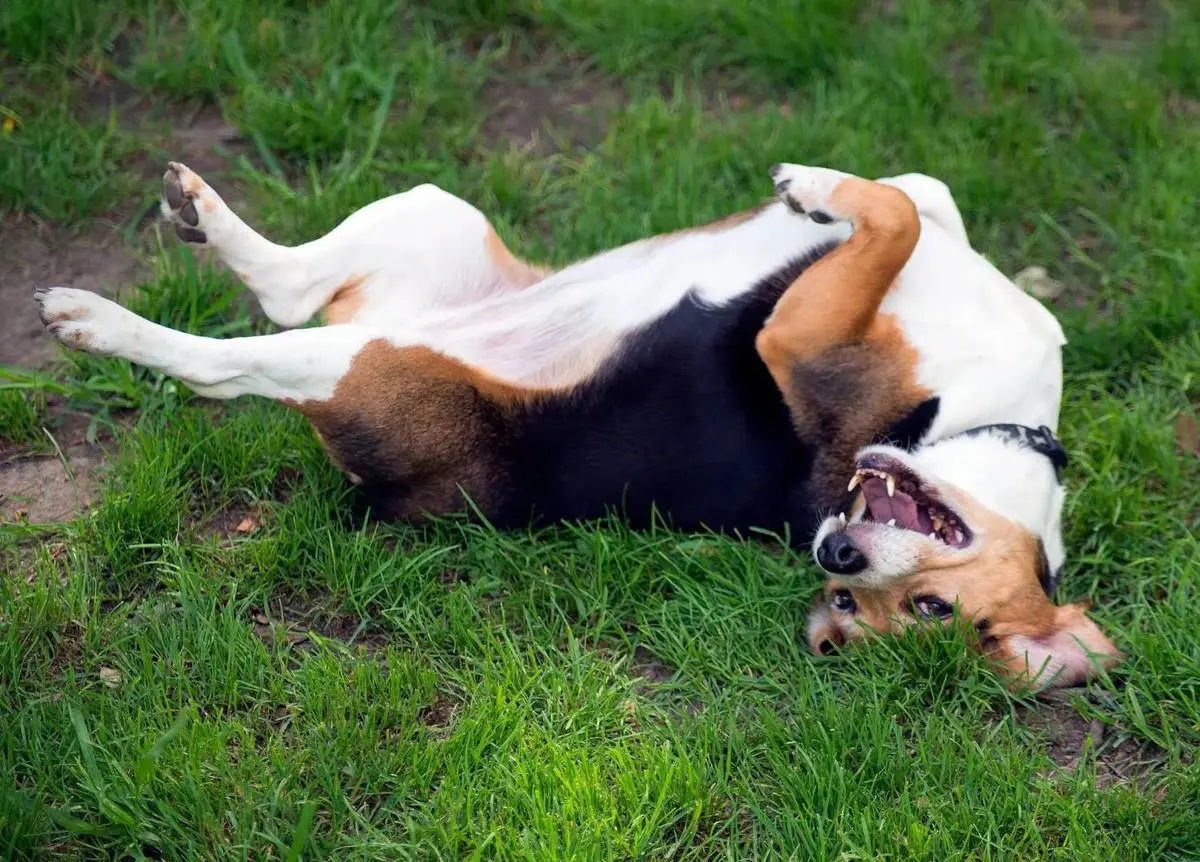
top-left (816, 532), bottom-right (867, 575)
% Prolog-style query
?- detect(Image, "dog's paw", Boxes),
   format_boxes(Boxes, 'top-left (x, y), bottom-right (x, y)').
top-left (769, 163), bottom-right (852, 224)
top-left (161, 162), bottom-right (227, 246)
top-left (34, 287), bottom-right (138, 355)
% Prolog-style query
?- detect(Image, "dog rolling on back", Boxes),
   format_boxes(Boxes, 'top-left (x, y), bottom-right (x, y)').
top-left (36, 161), bottom-right (1118, 687)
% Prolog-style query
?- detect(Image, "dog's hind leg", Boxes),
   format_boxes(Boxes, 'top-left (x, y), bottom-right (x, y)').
top-left (35, 286), bottom-right (378, 401)
top-left (36, 285), bottom-right (537, 512)
top-left (161, 163), bottom-right (549, 330)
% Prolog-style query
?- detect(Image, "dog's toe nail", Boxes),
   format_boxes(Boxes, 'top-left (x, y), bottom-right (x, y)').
top-left (809, 210), bottom-right (834, 224)
top-left (179, 200), bottom-right (199, 227)
top-left (163, 169), bottom-right (184, 210)
top-left (782, 194), bottom-right (805, 214)
top-left (175, 224), bottom-right (207, 244)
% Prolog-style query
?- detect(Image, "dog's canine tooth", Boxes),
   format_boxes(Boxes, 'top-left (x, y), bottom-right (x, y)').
top-left (886, 518), bottom-right (896, 527)
top-left (928, 532), bottom-right (937, 540)
top-left (953, 529), bottom-right (964, 544)
top-left (885, 475), bottom-right (896, 497)
top-left (847, 473), bottom-right (863, 492)
top-left (838, 512), bottom-right (847, 525)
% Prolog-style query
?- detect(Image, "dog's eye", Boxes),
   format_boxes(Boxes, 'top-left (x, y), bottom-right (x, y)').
top-left (831, 589), bottom-right (857, 613)
top-left (911, 595), bottom-right (954, 620)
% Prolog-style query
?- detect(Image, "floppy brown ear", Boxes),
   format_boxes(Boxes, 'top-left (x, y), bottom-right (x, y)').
top-left (996, 603), bottom-right (1121, 688)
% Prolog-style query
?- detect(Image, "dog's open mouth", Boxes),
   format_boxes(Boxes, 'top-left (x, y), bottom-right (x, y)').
top-left (847, 454), bottom-right (972, 548)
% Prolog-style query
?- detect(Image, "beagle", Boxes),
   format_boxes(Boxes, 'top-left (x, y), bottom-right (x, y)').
top-left (35, 161), bottom-right (1119, 687)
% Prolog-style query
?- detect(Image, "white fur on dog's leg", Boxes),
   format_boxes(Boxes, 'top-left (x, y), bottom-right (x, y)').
top-left (35, 287), bottom-right (149, 356)
top-left (35, 286), bottom-right (376, 401)
top-left (770, 163), bottom-right (854, 223)
top-left (161, 162), bottom-right (315, 328)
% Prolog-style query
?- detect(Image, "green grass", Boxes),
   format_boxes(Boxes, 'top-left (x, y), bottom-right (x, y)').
top-left (2, 0), bottom-right (1199, 858)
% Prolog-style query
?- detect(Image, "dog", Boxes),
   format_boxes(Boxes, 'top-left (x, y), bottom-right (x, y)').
top-left (35, 161), bottom-right (1120, 687)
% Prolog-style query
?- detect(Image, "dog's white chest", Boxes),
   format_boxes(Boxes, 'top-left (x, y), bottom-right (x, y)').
top-left (882, 218), bottom-right (1066, 441)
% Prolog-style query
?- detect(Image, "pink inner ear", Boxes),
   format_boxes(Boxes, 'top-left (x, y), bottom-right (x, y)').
top-left (1007, 608), bottom-right (1120, 687)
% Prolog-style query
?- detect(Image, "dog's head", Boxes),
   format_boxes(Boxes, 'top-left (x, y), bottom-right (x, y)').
top-left (806, 428), bottom-right (1119, 687)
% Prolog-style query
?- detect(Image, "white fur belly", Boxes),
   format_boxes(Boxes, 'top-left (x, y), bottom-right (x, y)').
top-left (882, 218), bottom-right (1067, 439)
top-left (394, 204), bottom-right (850, 386)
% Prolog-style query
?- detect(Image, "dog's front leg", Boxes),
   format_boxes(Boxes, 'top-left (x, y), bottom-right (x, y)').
top-left (755, 163), bottom-right (921, 386)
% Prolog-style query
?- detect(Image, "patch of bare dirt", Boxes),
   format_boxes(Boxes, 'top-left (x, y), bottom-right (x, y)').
top-left (417, 693), bottom-right (460, 739)
top-left (46, 622), bottom-right (86, 676)
top-left (83, 67), bottom-right (251, 179)
top-left (631, 645), bottom-right (675, 684)
top-left (199, 500), bottom-right (271, 541)
top-left (1087, 0), bottom-right (1152, 45)
top-left (481, 49), bottom-right (625, 153)
top-left (438, 568), bottom-right (469, 588)
top-left (0, 217), bottom-right (142, 368)
top-left (248, 591), bottom-right (391, 656)
top-left (0, 444), bottom-right (101, 524)
top-left (1025, 696), bottom-right (1168, 788)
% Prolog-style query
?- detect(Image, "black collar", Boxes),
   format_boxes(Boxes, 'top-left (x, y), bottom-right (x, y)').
top-left (950, 423), bottom-right (1069, 479)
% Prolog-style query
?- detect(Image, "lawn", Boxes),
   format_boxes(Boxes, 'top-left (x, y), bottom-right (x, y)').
top-left (1, 0), bottom-right (1198, 858)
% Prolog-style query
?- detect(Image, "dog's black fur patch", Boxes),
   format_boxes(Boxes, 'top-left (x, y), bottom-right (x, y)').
top-left (489, 243), bottom-right (843, 540)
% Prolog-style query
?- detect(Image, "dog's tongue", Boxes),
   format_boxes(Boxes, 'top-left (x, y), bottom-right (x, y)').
top-left (862, 477), bottom-right (920, 529)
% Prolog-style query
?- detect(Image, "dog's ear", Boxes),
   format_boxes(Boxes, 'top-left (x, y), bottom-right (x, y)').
top-left (994, 603), bottom-right (1120, 688)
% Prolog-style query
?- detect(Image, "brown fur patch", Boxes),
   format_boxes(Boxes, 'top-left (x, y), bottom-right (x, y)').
top-left (289, 340), bottom-right (554, 518)
top-left (323, 274), bottom-right (370, 325)
top-left (485, 228), bottom-right (551, 288)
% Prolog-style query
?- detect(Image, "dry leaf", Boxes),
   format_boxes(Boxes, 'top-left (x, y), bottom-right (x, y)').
top-left (99, 667), bottom-right (122, 688)
top-left (1014, 265), bottom-right (1066, 300)
top-left (252, 612), bottom-right (269, 625)
top-left (234, 516), bottom-right (259, 533)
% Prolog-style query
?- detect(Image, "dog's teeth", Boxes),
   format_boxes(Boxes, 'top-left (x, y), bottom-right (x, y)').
top-left (953, 529), bottom-right (964, 544)
top-left (886, 518), bottom-right (896, 527)
top-left (838, 512), bottom-right (847, 525)
top-left (928, 532), bottom-right (937, 540)
top-left (885, 475), bottom-right (896, 497)
top-left (931, 515), bottom-right (945, 530)
top-left (847, 473), bottom-right (863, 492)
